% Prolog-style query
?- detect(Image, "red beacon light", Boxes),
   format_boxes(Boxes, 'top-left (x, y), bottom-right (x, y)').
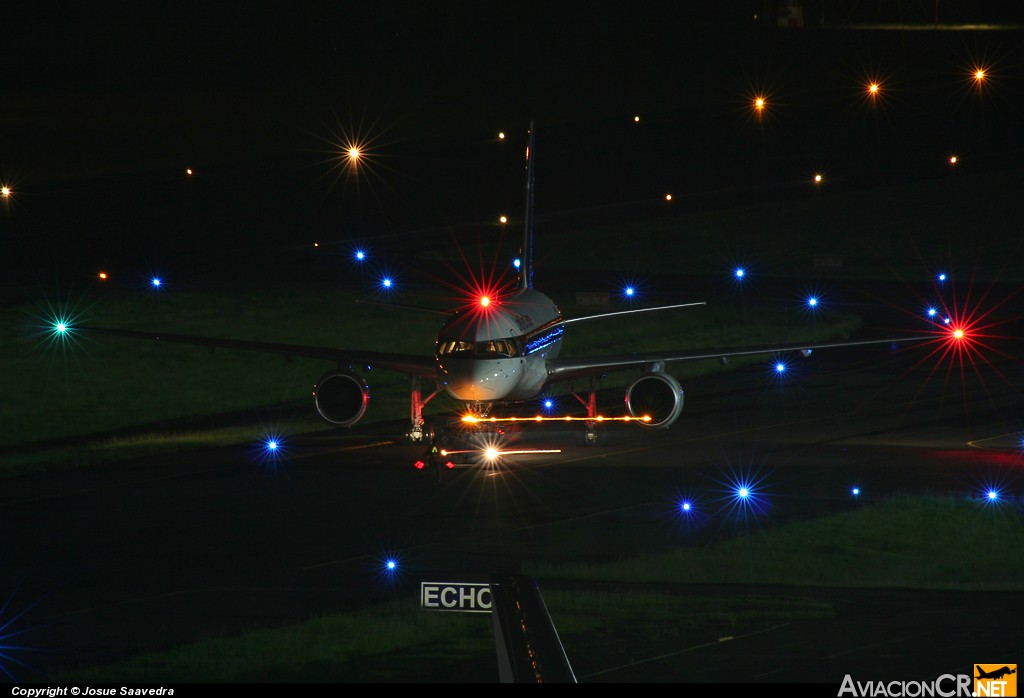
top-left (480, 296), bottom-right (491, 308)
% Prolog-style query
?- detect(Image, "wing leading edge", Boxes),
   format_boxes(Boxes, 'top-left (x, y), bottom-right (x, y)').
top-left (76, 325), bottom-right (438, 378)
top-left (544, 334), bottom-right (928, 383)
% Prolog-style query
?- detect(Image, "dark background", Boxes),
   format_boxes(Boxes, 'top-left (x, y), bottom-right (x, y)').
top-left (2, 2), bottom-right (1022, 288)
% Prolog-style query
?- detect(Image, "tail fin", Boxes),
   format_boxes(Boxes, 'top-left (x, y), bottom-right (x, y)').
top-left (520, 121), bottom-right (536, 290)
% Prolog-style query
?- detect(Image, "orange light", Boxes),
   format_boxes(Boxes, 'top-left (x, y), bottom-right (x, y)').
top-left (480, 296), bottom-right (490, 307)
top-left (185, 168), bottom-right (193, 176)
top-left (347, 147), bottom-right (360, 161)
top-left (867, 82), bottom-right (880, 95)
top-left (1, 186), bottom-right (10, 198)
top-left (634, 115), bottom-right (640, 122)
top-left (954, 329), bottom-right (964, 339)
top-left (949, 155), bottom-right (958, 165)
top-left (499, 215), bottom-right (507, 224)
top-left (664, 193), bottom-right (672, 201)
top-left (98, 271), bottom-right (108, 280)
top-left (498, 132), bottom-right (505, 140)
top-left (754, 97), bottom-right (765, 111)
top-left (974, 69), bottom-right (986, 82)
top-left (313, 242), bottom-right (319, 247)
top-left (814, 173), bottom-right (823, 184)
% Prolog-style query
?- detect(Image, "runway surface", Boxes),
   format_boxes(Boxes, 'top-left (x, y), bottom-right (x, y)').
top-left (3, 339), bottom-right (1022, 683)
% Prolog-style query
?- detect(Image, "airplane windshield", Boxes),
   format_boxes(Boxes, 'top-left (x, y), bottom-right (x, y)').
top-left (437, 339), bottom-right (474, 357)
top-left (436, 338), bottom-right (520, 358)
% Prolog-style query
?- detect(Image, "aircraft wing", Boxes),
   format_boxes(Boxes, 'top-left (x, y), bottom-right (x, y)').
top-left (75, 325), bottom-right (439, 377)
top-left (544, 334), bottom-right (928, 383)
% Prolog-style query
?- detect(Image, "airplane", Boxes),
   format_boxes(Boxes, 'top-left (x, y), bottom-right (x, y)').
top-left (68, 123), bottom-right (935, 445)
top-left (976, 666), bottom-right (1017, 681)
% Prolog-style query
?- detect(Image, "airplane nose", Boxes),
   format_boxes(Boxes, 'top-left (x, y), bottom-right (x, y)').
top-left (440, 359), bottom-right (514, 401)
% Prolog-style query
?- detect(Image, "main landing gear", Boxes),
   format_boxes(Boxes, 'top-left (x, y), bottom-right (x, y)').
top-left (408, 376), bottom-right (441, 443)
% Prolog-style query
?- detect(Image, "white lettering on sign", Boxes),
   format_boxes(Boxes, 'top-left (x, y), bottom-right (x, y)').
top-left (420, 582), bottom-right (492, 613)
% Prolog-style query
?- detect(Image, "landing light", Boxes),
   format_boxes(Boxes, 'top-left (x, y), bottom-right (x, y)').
top-left (461, 414), bottom-right (652, 424)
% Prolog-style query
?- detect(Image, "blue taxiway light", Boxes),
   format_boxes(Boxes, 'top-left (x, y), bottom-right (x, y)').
top-left (775, 362), bottom-right (786, 373)
top-left (938, 273), bottom-right (947, 282)
top-left (355, 250), bottom-right (366, 261)
top-left (851, 487), bottom-right (861, 497)
top-left (737, 487), bottom-right (750, 499)
top-left (734, 268), bottom-right (745, 279)
top-left (513, 258), bottom-right (521, 269)
top-left (624, 286), bottom-right (634, 297)
top-left (386, 559), bottom-right (397, 571)
top-left (381, 278), bottom-right (393, 289)
top-left (543, 399), bottom-right (554, 409)
top-left (151, 277), bottom-right (162, 287)
top-left (927, 307), bottom-right (938, 317)
top-left (806, 296), bottom-right (818, 308)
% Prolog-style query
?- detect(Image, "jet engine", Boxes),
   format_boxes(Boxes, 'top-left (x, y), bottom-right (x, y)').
top-left (313, 370), bottom-right (369, 427)
top-left (625, 372), bottom-right (684, 427)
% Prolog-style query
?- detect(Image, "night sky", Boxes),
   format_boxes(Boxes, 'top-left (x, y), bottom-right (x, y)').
top-left (2, 3), bottom-right (1023, 284)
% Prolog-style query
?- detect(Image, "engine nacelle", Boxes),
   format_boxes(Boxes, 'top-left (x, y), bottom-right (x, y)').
top-left (625, 372), bottom-right (684, 428)
top-left (313, 370), bottom-right (369, 427)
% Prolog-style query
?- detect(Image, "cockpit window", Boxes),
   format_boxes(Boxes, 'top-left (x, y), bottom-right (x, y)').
top-left (437, 339), bottom-right (474, 357)
top-left (436, 338), bottom-right (519, 358)
top-left (478, 339), bottom-right (518, 358)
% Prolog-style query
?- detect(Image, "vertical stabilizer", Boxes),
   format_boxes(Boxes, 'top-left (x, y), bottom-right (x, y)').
top-left (521, 121), bottom-right (536, 290)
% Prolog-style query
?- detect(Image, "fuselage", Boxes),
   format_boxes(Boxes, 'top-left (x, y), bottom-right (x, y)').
top-left (435, 288), bottom-right (563, 405)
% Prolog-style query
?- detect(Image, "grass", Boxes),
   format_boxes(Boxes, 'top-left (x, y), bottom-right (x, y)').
top-left (55, 496), bottom-right (1023, 683)
top-left (1, 287), bottom-right (863, 474)
top-left (9, 165), bottom-right (1024, 471)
